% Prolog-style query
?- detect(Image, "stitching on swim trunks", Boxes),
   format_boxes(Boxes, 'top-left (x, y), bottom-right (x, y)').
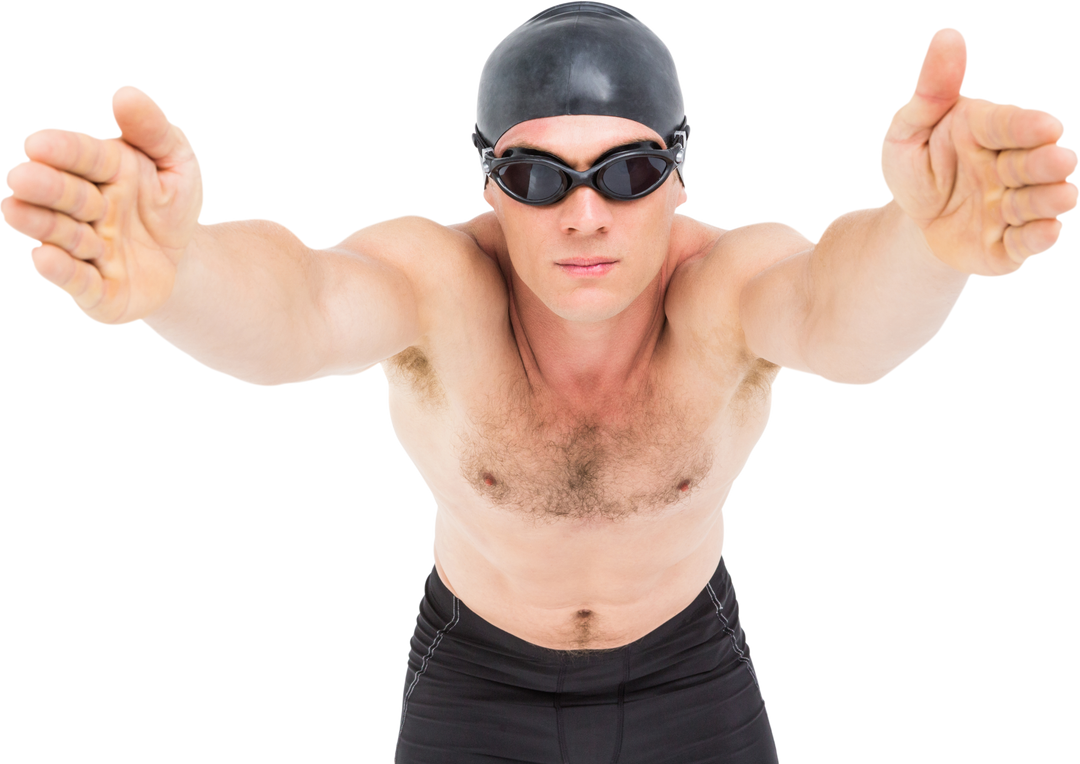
top-left (708, 583), bottom-right (751, 678)
top-left (401, 574), bottom-right (460, 726)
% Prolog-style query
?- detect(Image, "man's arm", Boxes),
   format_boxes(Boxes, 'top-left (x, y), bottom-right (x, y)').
top-left (144, 217), bottom-right (428, 385)
top-left (3, 87), bottom-right (435, 386)
top-left (739, 30), bottom-right (1076, 383)
top-left (743, 202), bottom-right (972, 389)
top-left (740, 203), bottom-right (968, 383)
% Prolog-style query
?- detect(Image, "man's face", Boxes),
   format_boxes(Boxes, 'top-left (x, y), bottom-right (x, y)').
top-left (484, 115), bottom-right (688, 324)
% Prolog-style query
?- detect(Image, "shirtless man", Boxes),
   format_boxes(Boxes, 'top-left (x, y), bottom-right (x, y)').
top-left (2, 3), bottom-right (1075, 762)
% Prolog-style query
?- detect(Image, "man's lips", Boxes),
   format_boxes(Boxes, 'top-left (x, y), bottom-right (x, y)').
top-left (556, 259), bottom-right (617, 276)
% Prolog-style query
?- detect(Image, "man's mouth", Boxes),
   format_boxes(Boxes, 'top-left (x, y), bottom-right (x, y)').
top-left (556, 258), bottom-right (618, 276)
top-left (557, 258), bottom-right (617, 267)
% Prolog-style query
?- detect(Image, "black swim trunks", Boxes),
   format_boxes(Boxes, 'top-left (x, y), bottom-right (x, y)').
top-left (395, 558), bottom-right (778, 763)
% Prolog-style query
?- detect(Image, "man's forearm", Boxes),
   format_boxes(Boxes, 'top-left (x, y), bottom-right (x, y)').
top-left (802, 201), bottom-right (969, 383)
top-left (144, 220), bottom-right (326, 385)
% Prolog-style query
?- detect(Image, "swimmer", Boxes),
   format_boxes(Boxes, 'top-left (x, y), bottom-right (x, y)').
top-left (2, 3), bottom-right (1076, 762)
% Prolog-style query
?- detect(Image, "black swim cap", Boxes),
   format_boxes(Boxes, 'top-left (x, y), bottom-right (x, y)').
top-left (475, 2), bottom-right (688, 149)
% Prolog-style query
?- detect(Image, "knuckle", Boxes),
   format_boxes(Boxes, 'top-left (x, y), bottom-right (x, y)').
top-left (999, 188), bottom-right (1024, 227)
top-left (69, 179), bottom-right (90, 219)
top-left (1004, 226), bottom-right (1029, 263)
top-left (68, 219), bottom-right (86, 253)
top-left (996, 150), bottom-right (1022, 188)
top-left (41, 207), bottom-right (61, 239)
top-left (74, 223), bottom-right (103, 260)
top-left (89, 140), bottom-right (114, 182)
top-left (71, 132), bottom-right (89, 171)
top-left (1026, 188), bottom-right (1049, 219)
top-left (45, 166), bottom-right (68, 206)
top-left (1023, 224), bottom-right (1041, 251)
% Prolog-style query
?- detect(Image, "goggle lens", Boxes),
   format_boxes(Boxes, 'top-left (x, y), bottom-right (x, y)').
top-left (598, 156), bottom-right (670, 198)
top-left (495, 162), bottom-right (565, 203)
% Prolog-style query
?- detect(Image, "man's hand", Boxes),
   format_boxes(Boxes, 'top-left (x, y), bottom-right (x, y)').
top-left (2, 87), bottom-right (202, 322)
top-left (882, 29), bottom-right (1077, 276)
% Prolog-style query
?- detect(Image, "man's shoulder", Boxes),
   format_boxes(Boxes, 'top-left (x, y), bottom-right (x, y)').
top-left (707, 220), bottom-right (812, 270)
top-left (704, 222), bottom-right (815, 339)
top-left (332, 213), bottom-right (507, 303)
top-left (666, 217), bottom-right (813, 355)
top-left (328, 214), bottom-right (509, 365)
top-left (447, 212), bottom-right (506, 266)
top-left (333, 213), bottom-right (496, 269)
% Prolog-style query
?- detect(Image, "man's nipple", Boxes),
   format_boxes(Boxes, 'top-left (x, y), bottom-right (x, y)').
top-left (483, 473), bottom-right (497, 487)
top-left (678, 479), bottom-right (691, 492)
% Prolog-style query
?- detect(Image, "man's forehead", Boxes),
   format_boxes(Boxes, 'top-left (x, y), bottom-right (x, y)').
top-left (494, 115), bottom-right (665, 160)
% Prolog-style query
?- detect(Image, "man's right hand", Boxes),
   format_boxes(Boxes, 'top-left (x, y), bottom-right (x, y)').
top-left (3, 87), bottom-right (202, 323)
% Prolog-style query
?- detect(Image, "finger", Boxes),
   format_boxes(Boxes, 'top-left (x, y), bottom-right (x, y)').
top-left (1001, 183), bottom-right (1078, 226)
top-left (6, 161), bottom-right (107, 222)
top-left (30, 243), bottom-right (105, 311)
top-left (1001, 219), bottom-right (1062, 264)
top-left (966, 100), bottom-right (1064, 151)
top-left (1, 196), bottom-right (105, 261)
top-left (890, 29), bottom-right (966, 141)
top-left (112, 86), bottom-right (195, 171)
top-left (24, 129), bottom-right (121, 184)
top-left (997, 145), bottom-right (1079, 188)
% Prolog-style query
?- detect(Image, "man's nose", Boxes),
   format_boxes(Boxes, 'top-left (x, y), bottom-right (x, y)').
top-left (558, 186), bottom-right (614, 235)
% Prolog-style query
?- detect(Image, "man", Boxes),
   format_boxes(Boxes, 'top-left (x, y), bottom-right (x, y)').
top-left (2, 2), bottom-right (1075, 762)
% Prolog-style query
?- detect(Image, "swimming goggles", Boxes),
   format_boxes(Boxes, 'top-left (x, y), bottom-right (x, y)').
top-left (471, 128), bottom-right (687, 206)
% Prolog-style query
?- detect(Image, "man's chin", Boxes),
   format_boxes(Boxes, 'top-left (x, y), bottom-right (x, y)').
top-left (544, 293), bottom-right (632, 324)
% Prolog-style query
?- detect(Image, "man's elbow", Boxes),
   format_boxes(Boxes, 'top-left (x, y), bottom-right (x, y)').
top-left (804, 343), bottom-right (901, 385)
top-left (803, 334), bottom-right (902, 389)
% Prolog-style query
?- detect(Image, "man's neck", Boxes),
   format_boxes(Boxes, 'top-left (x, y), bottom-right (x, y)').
top-left (507, 266), bottom-right (670, 414)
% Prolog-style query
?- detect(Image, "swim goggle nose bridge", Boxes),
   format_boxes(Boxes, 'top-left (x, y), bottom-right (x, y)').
top-left (471, 128), bottom-right (687, 206)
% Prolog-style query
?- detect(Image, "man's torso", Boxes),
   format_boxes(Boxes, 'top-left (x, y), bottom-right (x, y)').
top-left (379, 212), bottom-right (787, 650)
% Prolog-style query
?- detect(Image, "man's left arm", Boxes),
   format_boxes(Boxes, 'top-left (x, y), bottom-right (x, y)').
top-left (799, 199), bottom-right (976, 389)
top-left (740, 29), bottom-right (1077, 384)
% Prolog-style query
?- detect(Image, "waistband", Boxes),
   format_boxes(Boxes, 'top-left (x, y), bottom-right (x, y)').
top-left (419, 557), bottom-right (743, 692)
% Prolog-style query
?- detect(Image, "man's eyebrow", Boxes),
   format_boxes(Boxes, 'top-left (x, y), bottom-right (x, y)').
top-left (503, 137), bottom-right (661, 163)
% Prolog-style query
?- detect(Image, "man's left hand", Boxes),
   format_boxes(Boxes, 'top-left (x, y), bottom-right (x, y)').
top-left (882, 29), bottom-right (1077, 276)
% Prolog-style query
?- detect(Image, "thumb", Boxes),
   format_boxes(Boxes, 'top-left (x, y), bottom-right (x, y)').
top-left (891, 29), bottom-right (967, 139)
top-left (112, 86), bottom-right (194, 170)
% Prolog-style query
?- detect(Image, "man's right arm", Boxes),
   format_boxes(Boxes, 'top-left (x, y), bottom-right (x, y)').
top-left (3, 87), bottom-right (434, 386)
top-left (144, 217), bottom-right (427, 385)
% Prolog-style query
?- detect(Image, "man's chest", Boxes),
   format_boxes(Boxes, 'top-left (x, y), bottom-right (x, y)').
top-left (383, 338), bottom-right (778, 521)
